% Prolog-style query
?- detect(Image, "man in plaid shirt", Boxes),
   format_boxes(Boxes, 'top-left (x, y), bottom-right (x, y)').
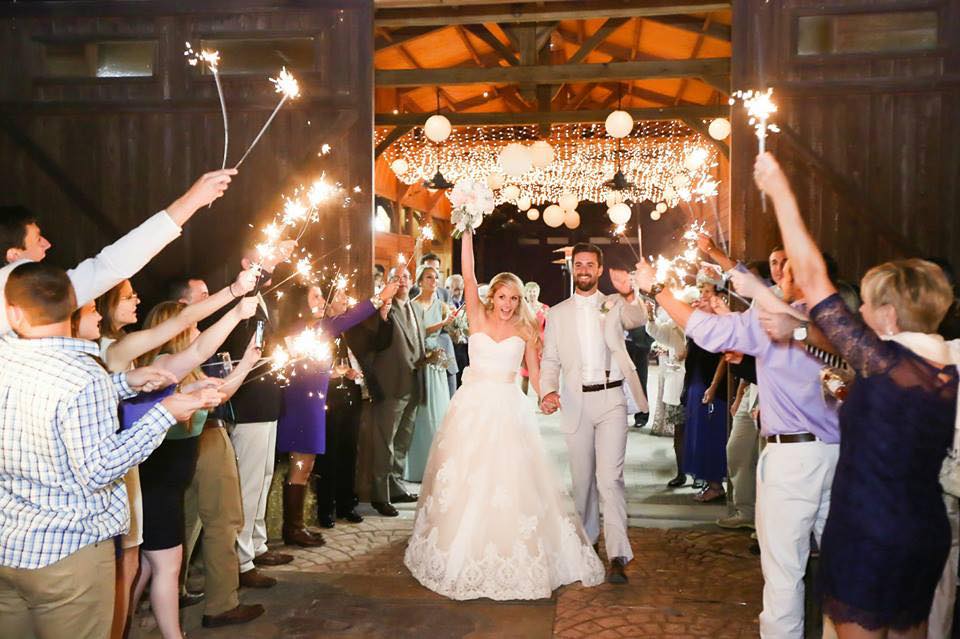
top-left (0, 262), bottom-right (222, 639)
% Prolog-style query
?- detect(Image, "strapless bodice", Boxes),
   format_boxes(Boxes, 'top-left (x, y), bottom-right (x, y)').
top-left (466, 332), bottom-right (525, 376)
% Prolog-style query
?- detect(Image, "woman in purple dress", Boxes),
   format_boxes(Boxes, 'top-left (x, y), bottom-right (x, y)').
top-left (755, 152), bottom-right (958, 638)
top-left (277, 280), bottom-right (398, 546)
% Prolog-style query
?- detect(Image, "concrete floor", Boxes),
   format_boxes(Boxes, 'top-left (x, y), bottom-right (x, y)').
top-left (131, 367), bottom-right (764, 638)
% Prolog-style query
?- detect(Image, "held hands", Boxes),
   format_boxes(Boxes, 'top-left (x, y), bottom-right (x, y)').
top-left (753, 152), bottom-right (791, 198)
top-left (758, 309), bottom-right (802, 342)
top-left (125, 366), bottom-right (179, 393)
top-left (161, 388), bottom-right (226, 422)
top-left (539, 391), bottom-right (561, 414)
top-left (233, 296), bottom-right (259, 320)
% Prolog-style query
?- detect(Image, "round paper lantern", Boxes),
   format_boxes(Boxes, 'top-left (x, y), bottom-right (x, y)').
top-left (605, 192), bottom-right (623, 208)
top-left (502, 184), bottom-right (520, 201)
top-left (516, 196), bottom-right (532, 212)
top-left (390, 158), bottom-right (409, 175)
top-left (486, 173), bottom-right (505, 190)
top-left (543, 204), bottom-right (565, 228)
top-left (685, 148), bottom-right (708, 171)
top-left (605, 110), bottom-right (634, 138)
top-left (530, 140), bottom-right (555, 168)
top-left (424, 114), bottom-right (452, 143)
top-left (526, 208), bottom-right (540, 221)
top-left (656, 202), bottom-right (667, 213)
top-left (564, 209), bottom-right (581, 229)
top-left (651, 211), bottom-right (662, 221)
top-left (708, 117), bottom-right (731, 140)
top-left (499, 142), bottom-right (533, 176)
top-left (608, 202), bottom-right (632, 224)
top-left (558, 192), bottom-right (578, 211)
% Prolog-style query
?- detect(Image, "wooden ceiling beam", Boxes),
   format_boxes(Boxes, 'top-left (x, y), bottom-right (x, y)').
top-left (375, 57), bottom-right (730, 87)
top-left (462, 24), bottom-right (520, 66)
top-left (597, 81), bottom-right (699, 107)
top-left (567, 17), bottom-right (630, 65)
top-left (375, 104), bottom-right (728, 126)
top-left (681, 117), bottom-right (729, 158)
top-left (645, 15), bottom-right (731, 43)
top-left (454, 26), bottom-right (484, 66)
top-left (375, 25), bottom-right (447, 51)
top-left (374, 1), bottom-right (731, 27)
top-left (375, 125), bottom-right (414, 158)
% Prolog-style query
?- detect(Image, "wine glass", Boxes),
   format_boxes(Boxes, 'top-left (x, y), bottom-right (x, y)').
top-left (333, 356), bottom-right (350, 389)
top-left (217, 351), bottom-right (234, 376)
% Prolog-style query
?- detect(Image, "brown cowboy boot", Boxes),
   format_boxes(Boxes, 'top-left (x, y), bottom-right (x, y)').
top-left (281, 483), bottom-right (325, 547)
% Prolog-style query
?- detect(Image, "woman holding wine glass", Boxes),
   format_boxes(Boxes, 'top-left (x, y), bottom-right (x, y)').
top-left (276, 280), bottom-right (398, 546)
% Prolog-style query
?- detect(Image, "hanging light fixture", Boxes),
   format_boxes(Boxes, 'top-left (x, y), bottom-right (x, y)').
top-left (605, 83), bottom-right (634, 139)
top-left (424, 89), bottom-right (452, 143)
top-left (604, 138), bottom-right (635, 192)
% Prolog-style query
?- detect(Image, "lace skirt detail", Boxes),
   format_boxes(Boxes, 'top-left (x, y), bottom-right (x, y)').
top-left (403, 377), bottom-right (605, 600)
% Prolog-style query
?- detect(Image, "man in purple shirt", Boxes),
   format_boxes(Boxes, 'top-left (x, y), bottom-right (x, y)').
top-left (635, 260), bottom-right (840, 639)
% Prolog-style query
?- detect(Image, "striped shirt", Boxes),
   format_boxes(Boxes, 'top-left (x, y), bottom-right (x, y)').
top-left (0, 335), bottom-right (175, 569)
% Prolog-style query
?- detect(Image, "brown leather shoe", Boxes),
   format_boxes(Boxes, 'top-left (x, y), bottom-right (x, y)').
top-left (606, 557), bottom-right (628, 585)
top-left (391, 493), bottom-right (418, 503)
top-left (239, 568), bottom-right (277, 589)
top-left (371, 501), bottom-right (399, 517)
top-left (201, 603), bottom-right (265, 628)
top-left (253, 550), bottom-right (294, 566)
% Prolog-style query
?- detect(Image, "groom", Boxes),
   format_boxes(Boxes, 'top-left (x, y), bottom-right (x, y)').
top-left (539, 243), bottom-right (648, 584)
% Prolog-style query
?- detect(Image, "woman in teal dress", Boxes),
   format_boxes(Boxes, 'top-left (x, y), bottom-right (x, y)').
top-left (405, 265), bottom-right (453, 482)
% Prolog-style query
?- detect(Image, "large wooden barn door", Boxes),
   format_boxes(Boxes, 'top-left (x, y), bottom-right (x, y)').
top-left (730, 0), bottom-right (960, 279)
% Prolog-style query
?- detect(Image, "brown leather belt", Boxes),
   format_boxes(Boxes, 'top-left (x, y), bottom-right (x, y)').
top-left (203, 419), bottom-right (227, 430)
top-left (765, 433), bottom-right (817, 444)
top-left (582, 379), bottom-right (623, 393)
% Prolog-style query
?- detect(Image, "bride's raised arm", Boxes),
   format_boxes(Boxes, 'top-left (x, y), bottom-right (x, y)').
top-left (461, 232), bottom-right (485, 330)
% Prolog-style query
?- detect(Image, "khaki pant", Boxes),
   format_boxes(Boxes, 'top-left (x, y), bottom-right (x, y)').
top-left (182, 425), bottom-right (243, 616)
top-left (0, 541), bottom-right (115, 639)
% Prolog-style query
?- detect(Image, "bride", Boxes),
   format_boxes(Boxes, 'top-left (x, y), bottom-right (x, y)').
top-left (403, 231), bottom-right (604, 600)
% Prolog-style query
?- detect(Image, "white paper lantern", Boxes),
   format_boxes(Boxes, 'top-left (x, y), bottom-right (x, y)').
top-left (708, 117), bottom-right (731, 140)
top-left (516, 196), bottom-right (532, 212)
top-left (543, 204), bottom-right (565, 228)
top-left (558, 192), bottom-right (578, 212)
top-left (502, 184), bottom-right (520, 201)
top-left (390, 158), bottom-right (409, 175)
top-left (486, 173), bottom-right (505, 190)
top-left (424, 114), bottom-right (452, 143)
top-left (605, 192), bottom-right (623, 208)
top-left (530, 140), bottom-right (555, 168)
top-left (499, 142), bottom-right (533, 176)
top-left (651, 211), bottom-right (662, 221)
top-left (608, 202), bottom-right (632, 224)
top-left (526, 208), bottom-right (540, 221)
top-left (605, 110), bottom-right (634, 138)
top-left (685, 148), bottom-right (709, 171)
top-left (656, 202), bottom-right (667, 213)
top-left (564, 209), bottom-right (581, 229)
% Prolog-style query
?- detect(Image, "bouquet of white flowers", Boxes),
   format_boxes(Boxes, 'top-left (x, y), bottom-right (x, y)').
top-left (449, 179), bottom-right (495, 238)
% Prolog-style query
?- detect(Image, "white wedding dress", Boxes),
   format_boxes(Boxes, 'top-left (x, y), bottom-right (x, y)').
top-left (404, 332), bottom-right (605, 600)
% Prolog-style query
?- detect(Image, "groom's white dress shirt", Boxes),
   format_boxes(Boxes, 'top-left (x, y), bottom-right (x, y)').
top-left (574, 292), bottom-right (622, 385)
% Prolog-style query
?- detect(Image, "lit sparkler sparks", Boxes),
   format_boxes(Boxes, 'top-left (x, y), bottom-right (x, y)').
top-left (419, 226), bottom-right (436, 243)
top-left (234, 67), bottom-right (301, 168)
top-left (730, 88), bottom-right (779, 211)
top-left (185, 42), bottom-right (229, 195)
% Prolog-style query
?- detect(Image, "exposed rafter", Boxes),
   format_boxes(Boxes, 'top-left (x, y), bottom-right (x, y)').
top-left (375, 104), bottom-right (728, 126)
top-left (567, 17), bottom-right (630, 65)
top-left (646, 15), bottom-right (731, 43)
top-left (463, 24), bottom-right (520, 66)
top-left (375, 125), bottom-right (414, 158)
top-left (375, 26), bottom-right (445, 51)
top-left (375, 57), bottom-right (730, 87)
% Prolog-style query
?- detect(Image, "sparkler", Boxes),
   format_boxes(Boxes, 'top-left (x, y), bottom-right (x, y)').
top-left (185, 43), bottom-right (229, 207)
top-left (729, 88), bottom-right (779, 211)
top-left (235, 67), bottom-right (301, 168)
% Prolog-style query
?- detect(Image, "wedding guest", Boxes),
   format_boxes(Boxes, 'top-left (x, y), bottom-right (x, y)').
top-left (276, 281), bottom-right (397, 544)
top-left (405, 265), bottom-right (453, 482)
top-left (171, 278), bottom-right (266, 628)
top-left (314, 283), bottom-right (395, 527)
top-left (0, 262), bottom-right (219, 639)
top-left (645, 307), bottom-right (688, 483)
top-left (447, 274), bottom-right (465, 309)
top-left (718, 354), bottom-right (759, 530)
top-left (446, 275), bottom-right (470, 387)
top-left (520, 281), bottom-right (549, 396)
top-left (129, 297), bottom-right (259, 639)
top-left (755, 152), bottom-right (958, 639)
top-left (0, 169), bottom-right (236, 333)
top-left (409, 253), bottom-right (451, 304)
top-left (634, 253), bottom-right (841, 638)
top-left (367, 266), bottom-right (424, 516)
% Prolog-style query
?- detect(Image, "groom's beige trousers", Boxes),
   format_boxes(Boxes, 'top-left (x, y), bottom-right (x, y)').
top-left (564, 386), bottom-right (633, 562)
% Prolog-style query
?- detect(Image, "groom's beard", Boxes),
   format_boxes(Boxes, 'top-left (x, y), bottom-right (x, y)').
top-left (574, 275), bottom-right (597, 292)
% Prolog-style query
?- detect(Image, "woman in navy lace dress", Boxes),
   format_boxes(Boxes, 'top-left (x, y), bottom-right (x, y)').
top-left (755, 152), bottom-right (958, 638)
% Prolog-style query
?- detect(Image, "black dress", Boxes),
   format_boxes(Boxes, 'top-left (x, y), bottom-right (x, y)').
top-left (811, 294), bottom-right (958, 630)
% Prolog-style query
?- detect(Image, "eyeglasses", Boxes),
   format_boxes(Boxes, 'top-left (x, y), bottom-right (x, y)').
top-left (120, 293), bottom-right (139, 302)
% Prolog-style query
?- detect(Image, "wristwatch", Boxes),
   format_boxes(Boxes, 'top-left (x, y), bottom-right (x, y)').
top-left (793, 321), bottom-right (808, 342)
top-left (647, 283), bottom-right (665, 297)
top-left (370, 295), bottom-right (385, 310)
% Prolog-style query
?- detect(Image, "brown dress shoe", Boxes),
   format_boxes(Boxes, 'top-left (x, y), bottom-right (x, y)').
top-left (371, 501), bottom-right (399, 517)
top-left (239, 568), bottom-right (277, 589)
top-left (253, 550), bottom-right (294, 566)
top-left (391, 493), bottom-right (418, 503)
top-left (606, 557), bottom-right (628, 585)
top-left (282, 483), bottom-right (326, 547)
top-left (178, 591), bottom-right (204, 608)
top-left (202, 603), bottom-right (265, 628)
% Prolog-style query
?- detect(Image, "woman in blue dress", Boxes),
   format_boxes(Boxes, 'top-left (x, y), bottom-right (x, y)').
top-left (755, 152), bottom-right (958, 638)
top-left (277, 281), bottom-right (398, 546)
top-left (404, 265), bottom-right (453, 482)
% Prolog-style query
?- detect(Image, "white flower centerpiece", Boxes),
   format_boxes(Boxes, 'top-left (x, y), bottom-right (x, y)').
top-left (449, 179), bottom-right (495, 238)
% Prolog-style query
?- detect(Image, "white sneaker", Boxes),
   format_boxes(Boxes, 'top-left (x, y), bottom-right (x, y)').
top-left (716, 514), bottom-right (756, 530)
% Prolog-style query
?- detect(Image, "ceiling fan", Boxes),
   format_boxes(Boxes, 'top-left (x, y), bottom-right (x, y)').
top-left (603, 137), bottom-right (634, 192)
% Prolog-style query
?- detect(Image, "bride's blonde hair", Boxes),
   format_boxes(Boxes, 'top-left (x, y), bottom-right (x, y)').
top-left (483, 272), bottom-right (540, 345)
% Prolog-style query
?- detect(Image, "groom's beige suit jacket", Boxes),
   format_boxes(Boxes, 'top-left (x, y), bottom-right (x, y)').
top-left (540, 292), bottom-right (649, 434)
